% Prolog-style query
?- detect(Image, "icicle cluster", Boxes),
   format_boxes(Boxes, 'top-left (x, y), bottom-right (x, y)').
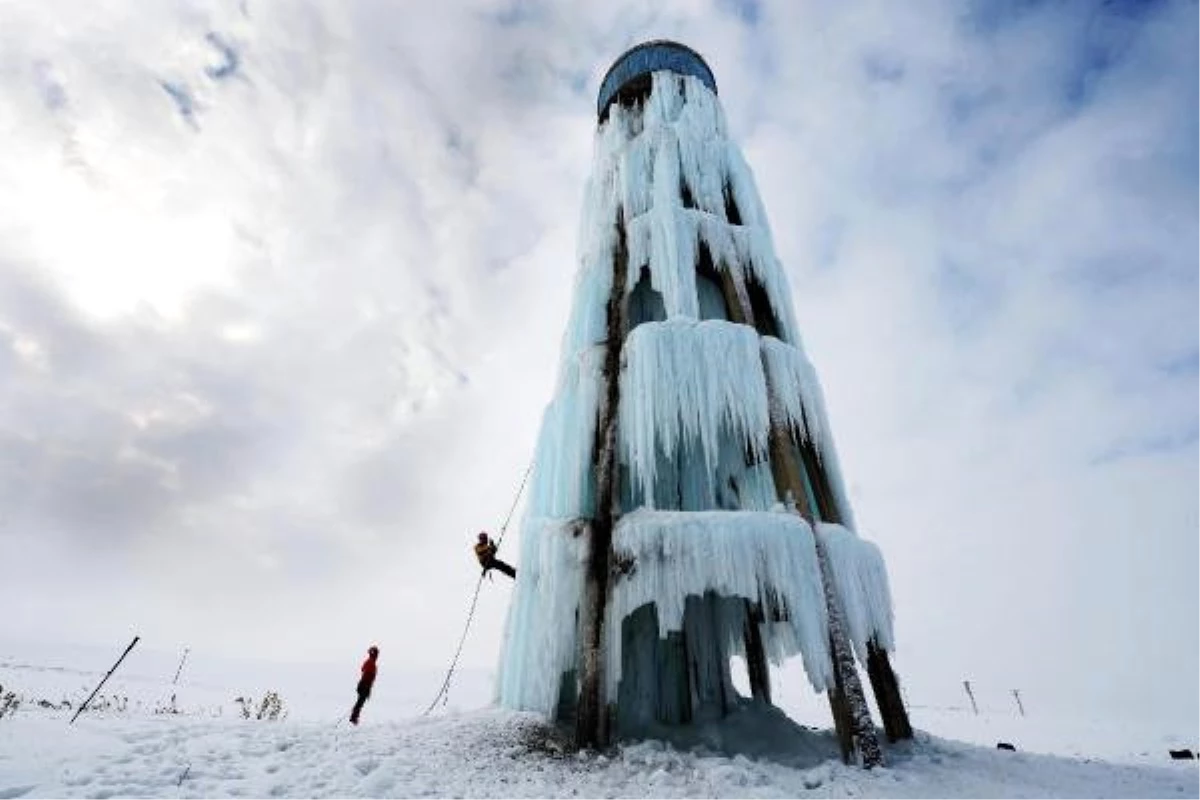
top-left (760, 336), bottom-right (856, 528)
top-left (816, 523), bottom-right (896, 661)
top-left (619, 320), bottom-right (769, 505)
top-left (606, 509), bottom-right (834, 697)
top-left (567, 71), bottom-right (802, 349)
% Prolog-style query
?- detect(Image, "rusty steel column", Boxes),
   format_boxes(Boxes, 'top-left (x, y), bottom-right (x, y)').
top-left (575, 213), bottom-right (630, 750)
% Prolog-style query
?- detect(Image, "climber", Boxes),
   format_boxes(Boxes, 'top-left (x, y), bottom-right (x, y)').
top-left (349, 645), bottom-right (379, 725)
top-left (473, 532), bottom-right (516, 579)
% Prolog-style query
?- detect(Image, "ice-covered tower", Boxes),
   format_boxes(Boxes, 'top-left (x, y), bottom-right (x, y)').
top-left (499, 41), bottom-right (912, 763)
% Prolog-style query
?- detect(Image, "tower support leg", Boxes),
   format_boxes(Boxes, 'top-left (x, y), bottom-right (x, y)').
top-left (743, 602), bottom-right (771, 704)
top-left (576, 214), bottom-right (630, 750)
top-left (866, 641), bottom-right (912, 742)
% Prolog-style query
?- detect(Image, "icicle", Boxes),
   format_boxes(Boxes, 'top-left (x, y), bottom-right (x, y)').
top-left (760, 336), bottom-right (857, 529)
top-left (649, 202), bottom-right (700, 319)
top-left (677, 75), bottom-right (726, 142)
top-left (815, 523), bottom-right (896, 664)
top-left (675, 78), bottom-right (727, 215)
top-left (722, 145), bottom-right (802, 344)
top-left (646, 71), bottom-right (685, 126)
top-left (497, 517), bottom-right (590, 713)
top-left (760, 337), bottom-right (825, 447)
top-left (527, 345), bottom-right (604, 519)
top-left (620, 131), bottom-right (657, 221)
top-left (619, 320), bottom-right (770, 506)
top-left (694, 211), bottom-right (738, 268)
top-left (561, 131), bottom-right (622, 357)
top-left (726, 459), bottom-right (778, 512)
top-left (604, 509), bottom-right (834, 699)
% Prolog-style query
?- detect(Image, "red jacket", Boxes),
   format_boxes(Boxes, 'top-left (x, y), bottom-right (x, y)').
top-left (359, 657), bottom-right (377, 691)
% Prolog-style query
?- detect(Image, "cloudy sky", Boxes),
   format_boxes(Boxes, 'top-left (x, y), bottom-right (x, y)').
top-left (1, 0), bottom-right (1195, 730)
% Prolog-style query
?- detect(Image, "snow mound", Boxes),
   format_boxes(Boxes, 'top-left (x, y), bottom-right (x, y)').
top-left (1, 706), bottom-right (1196, 799)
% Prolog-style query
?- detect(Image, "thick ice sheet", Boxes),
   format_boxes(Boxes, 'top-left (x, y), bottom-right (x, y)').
top-left (496, 517), bottom-right (588, 714)
top-left (527, 346), bottom-right (604, 519)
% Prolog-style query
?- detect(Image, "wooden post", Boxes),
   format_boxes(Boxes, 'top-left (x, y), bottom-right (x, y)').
top-left (795, 430), bottom-right (912, 743)
top-left (576, 213), bottom-right (630, 750)
top-left (714, 266), bottom-right (880, 767)
top-left (172, 647), bottom-right (190, 685)
top-left (814, 532), bottom-right (882, 767)
top-left (71, 636), bottom-right (140, 724)
top-left (866, 641), bottom-right (912, 741)
top-left (1012, 689), bottom-right (1025, 717)
top-left (743, 601), bottom-right (771, 703)
top-left (963, 680), bottom-right (978, 715)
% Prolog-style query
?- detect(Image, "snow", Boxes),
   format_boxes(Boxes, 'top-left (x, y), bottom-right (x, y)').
top-left (607, 509), bottom-right (832, 697)
top-left (1, 645), bottom-right (1196, 799)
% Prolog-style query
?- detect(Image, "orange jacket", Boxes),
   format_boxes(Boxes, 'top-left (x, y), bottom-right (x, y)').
top-left (474, 539), bottom-right (497, 566)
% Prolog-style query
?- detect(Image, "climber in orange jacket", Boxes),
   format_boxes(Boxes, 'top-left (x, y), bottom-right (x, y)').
top-left (474, 532), bottom-right (516, 579)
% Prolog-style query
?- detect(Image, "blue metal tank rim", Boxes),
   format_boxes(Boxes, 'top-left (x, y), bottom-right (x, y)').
top-left (597, 40), bottom-right (717, 119)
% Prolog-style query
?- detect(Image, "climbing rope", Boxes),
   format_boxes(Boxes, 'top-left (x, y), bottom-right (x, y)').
top-left (421, 459), bottom-right (534, 716)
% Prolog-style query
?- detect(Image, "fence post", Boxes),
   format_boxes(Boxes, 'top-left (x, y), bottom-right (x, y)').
top-left (1011, 688), bottom-right (1025, 717)
top-left (172, 648), bottom-right (190, 685)
top-left (71, 636), bottom-right (140, 724)
top-left (962, 680), bottom-right (978, 715)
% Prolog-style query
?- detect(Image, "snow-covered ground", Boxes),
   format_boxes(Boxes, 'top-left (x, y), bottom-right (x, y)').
top-left (1, 642), bottom-right (1196, 798)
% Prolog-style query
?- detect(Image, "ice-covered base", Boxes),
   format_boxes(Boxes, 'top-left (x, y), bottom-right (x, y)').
top-left (497, 508), bottom-right (901, 720)
top-left (615, 696), bottom-right (840, 769)
top-left (607, 509), bottom-right (833, 699)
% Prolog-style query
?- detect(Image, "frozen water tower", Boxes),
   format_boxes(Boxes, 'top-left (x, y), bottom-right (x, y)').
top-left (498, 41), bottom-right (912, 764)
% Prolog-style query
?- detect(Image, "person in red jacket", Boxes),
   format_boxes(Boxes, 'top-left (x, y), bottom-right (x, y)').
top-left (349, 645), bottom-right (379, 725)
